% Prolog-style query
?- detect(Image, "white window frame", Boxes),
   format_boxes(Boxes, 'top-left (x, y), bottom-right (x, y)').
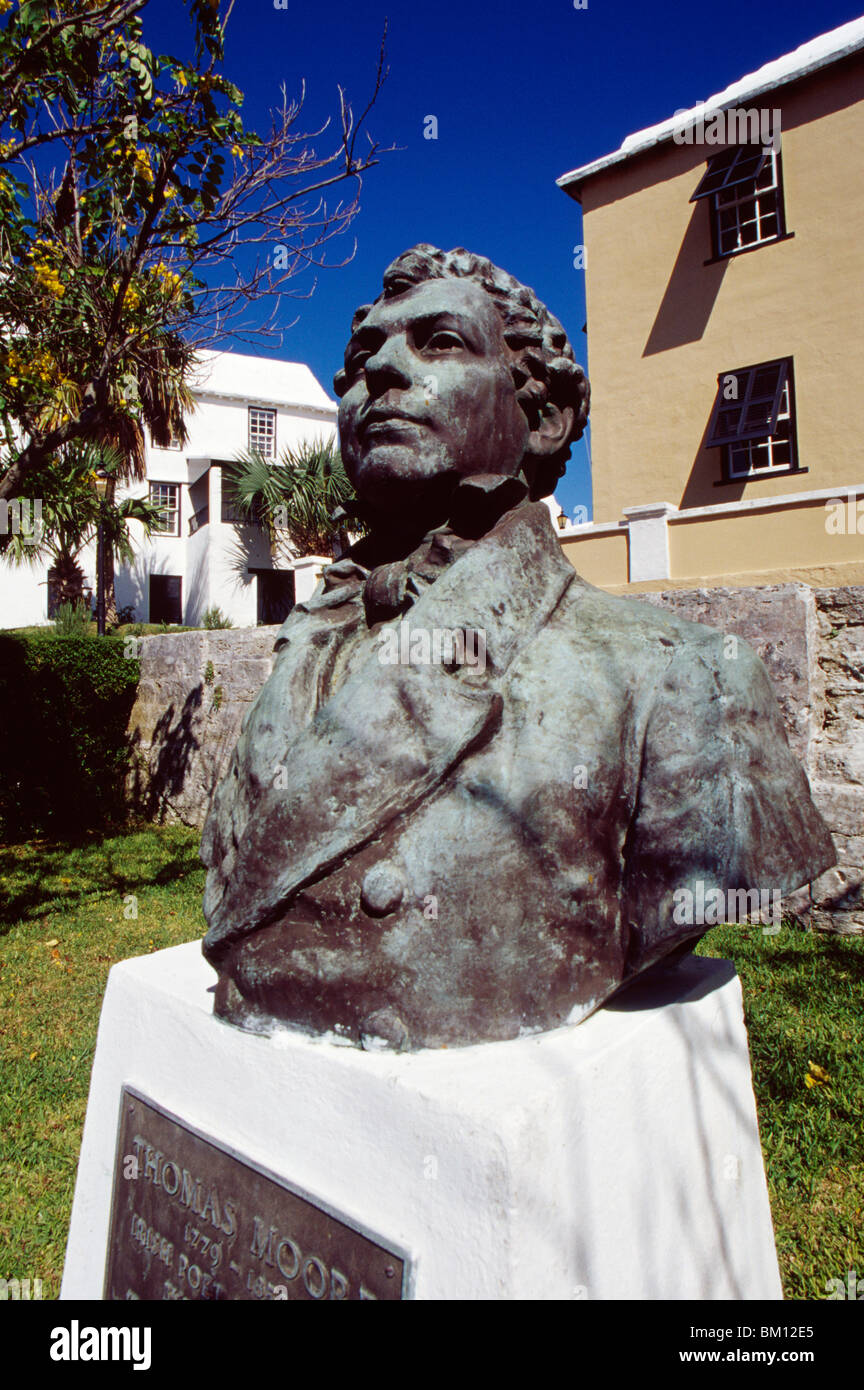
top-left (149, 482), bottom-right (181, 536)
top-left (249, 406), bottom-right (277, 459)
top-left (713, 149), bottom-right (783, 257)
top-left (726, 379), bottom-right (795, 479)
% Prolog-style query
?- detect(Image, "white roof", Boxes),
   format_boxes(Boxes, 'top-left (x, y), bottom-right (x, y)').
top-left (189, 348), bottom-right (337, 413)
top-left (558, 16), bottom-right (864, 195)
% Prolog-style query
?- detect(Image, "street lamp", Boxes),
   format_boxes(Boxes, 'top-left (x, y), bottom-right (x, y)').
top-left (94, 465), bottom-right (109, 636)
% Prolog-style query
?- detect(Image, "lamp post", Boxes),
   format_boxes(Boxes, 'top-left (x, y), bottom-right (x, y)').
top-left (94, 466), bottom-right (109, 636)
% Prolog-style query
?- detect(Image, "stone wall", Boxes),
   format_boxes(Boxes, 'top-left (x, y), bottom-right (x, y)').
top-left (127, 585), bottom-right (864, 932)
top-left (639, 585), bottom-right (863, 933)
top-left (807, 588), bottom-right (864, 932)
top-left (127, 627), bottom-right (280, 829)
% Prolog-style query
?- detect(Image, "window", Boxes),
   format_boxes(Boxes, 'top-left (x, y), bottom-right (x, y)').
top-left (149, 482), bottom-right (180, 536)
top-left (221, 496), bottom-right (256, 525)
top-left (726, 377), bottom-right (795, 478)
top-left (706, 359), bottom-right (798, 480)
top-left (249, 407), bottom-right (276, 458)
top-left (692, 145), bottom-right (786, 257)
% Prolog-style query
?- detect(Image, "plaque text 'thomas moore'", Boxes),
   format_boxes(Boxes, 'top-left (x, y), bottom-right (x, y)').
top-left (130, 1134), bottom-right (238, 1237)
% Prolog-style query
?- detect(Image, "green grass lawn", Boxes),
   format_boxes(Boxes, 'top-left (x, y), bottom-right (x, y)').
top-left (1, 825), bottom-right (862, 1300)
top-left (0, 825), bottom-right (205, 1298)
top-left (696, 924), bottom-right (864, 1300)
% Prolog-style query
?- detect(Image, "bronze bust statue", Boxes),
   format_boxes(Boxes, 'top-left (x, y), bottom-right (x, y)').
top-left (200, 245), bottom-right (834, 1050)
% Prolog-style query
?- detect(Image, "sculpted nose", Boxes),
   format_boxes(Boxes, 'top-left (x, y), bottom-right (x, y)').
top-left (364, 338), bottom-right (411, 397)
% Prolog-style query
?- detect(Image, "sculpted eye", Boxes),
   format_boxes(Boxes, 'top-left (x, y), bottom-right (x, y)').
top-left (343, 329), bottom-right (385, 382)
top-left (426, 330), bottom-right (464, 351)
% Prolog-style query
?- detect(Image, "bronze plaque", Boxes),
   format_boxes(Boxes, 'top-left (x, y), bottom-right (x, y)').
top-left (104, 1089), bottom-right (410, 1300)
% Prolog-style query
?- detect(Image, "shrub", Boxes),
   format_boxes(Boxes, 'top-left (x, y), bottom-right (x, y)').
top-left (52, 601), bottom-right (93, 638)
top-left (0, 634), bottom-right (140, 837)
top-left (201, 606), bottom-right (233, 629)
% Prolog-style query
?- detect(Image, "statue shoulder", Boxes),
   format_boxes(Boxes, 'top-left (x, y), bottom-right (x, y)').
top-left (556, 581), bottom-right (749, 672)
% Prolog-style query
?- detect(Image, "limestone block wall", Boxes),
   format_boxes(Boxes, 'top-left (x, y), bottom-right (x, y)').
top-left (127, 585), bottom-right (863, 933)
top-left (809, 588), bottom-right (864, 931)
top-left (126, 627), bottom-right (281, 829)
top-left (640, 584), bottom-right (863, 933)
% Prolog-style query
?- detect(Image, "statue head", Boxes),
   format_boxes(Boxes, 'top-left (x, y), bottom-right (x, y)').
top-left (333, 245), bottom-right (590, 523)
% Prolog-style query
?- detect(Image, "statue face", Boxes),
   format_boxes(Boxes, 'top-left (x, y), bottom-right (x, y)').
top-left (337, 278), bottom-right (530, 517)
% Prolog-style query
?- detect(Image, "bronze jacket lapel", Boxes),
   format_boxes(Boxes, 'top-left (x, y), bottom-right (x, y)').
top-left (202, 503), bottom-right (576, 957)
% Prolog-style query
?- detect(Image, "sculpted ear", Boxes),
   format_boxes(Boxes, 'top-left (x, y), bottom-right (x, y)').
top-left (524, 402), bottom-right (575, 459)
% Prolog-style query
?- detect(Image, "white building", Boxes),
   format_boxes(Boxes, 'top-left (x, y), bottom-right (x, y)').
top-left (0, 349), bottom-right (338, 630)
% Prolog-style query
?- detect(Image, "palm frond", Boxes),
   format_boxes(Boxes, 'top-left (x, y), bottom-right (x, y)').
top-left (223, 435), bottom-right (358, 558)
top-left (0, 439), bottom-right (146, 571)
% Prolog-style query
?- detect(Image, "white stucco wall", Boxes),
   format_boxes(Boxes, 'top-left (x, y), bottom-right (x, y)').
top-left (0, 349), bottom-right (337, 629)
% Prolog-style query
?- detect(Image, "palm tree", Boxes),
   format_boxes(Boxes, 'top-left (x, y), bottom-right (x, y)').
top-left (0, 441), bottom-right (161, 616)
top-left (91, 329), bottom-right (196, 625)
top-left (223, 435), bottom-right (361, 560)
top-left (11, 310), bottom-right (198, 623)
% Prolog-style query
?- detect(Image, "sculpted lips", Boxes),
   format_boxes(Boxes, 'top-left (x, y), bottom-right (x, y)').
top-left (357, 407), bottom-right (429, 441)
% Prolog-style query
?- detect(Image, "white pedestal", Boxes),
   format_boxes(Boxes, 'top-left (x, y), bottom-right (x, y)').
top-left (61, 943), bottom-right (782, 1301)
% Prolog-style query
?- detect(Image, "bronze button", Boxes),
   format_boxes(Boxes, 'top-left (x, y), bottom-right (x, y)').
top-left (360, 862), bottom-right (405, 916)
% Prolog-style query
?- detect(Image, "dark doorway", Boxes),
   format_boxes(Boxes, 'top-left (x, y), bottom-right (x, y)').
top-left (149, 574), bottom-right (183, 625)
top-left (256, 569), bottom-right (295, 626)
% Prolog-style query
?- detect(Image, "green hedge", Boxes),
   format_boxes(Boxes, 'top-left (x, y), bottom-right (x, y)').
top-left (0, 633), bottom-right (140, 837)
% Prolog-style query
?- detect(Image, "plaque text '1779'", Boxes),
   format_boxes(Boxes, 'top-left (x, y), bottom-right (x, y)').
top-left (104, 1090), bottom-right (407, 1300)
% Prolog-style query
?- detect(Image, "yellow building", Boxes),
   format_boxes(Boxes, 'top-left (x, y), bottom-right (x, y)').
top-left (556, 18), bottom-right (864, 592)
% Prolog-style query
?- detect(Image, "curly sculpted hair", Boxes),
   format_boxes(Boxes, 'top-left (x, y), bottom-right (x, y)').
top-left (333, 244), bottom-right (590, 499)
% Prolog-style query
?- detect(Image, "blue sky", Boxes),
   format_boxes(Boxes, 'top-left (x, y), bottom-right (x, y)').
top-left (147, 0), bottom-right (863, 517)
